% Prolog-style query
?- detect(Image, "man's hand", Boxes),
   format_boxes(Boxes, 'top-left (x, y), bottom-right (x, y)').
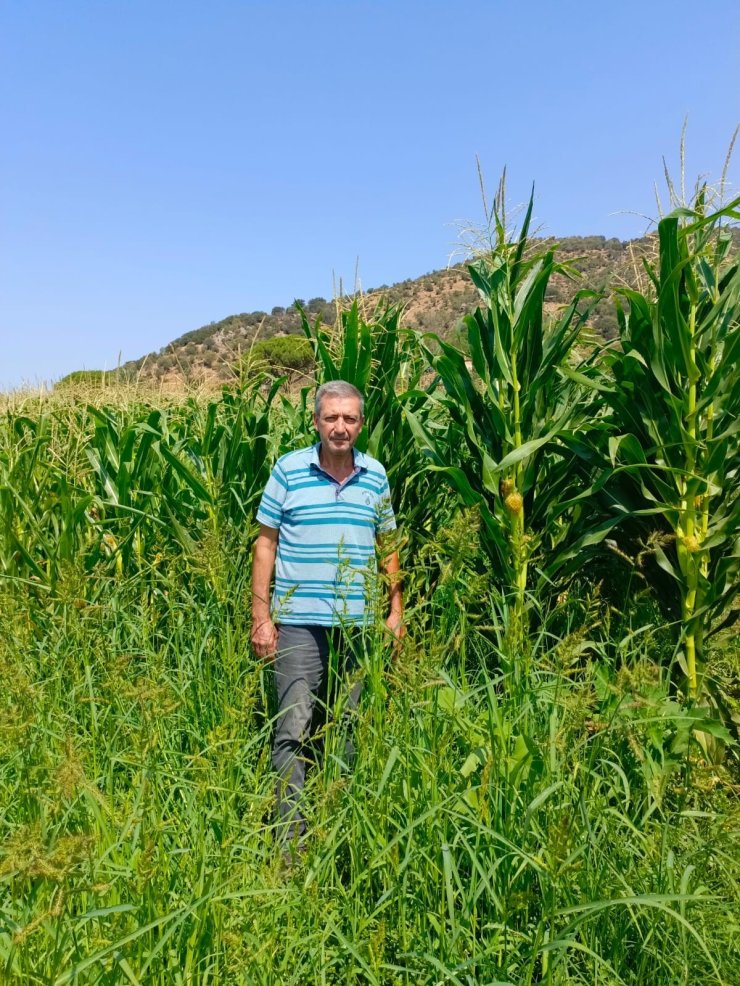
top-left (252, 618), bottom-right (278, 661)
top-left (385, 610), bottom-right (405, 640)
top-left (385, 609), bottom-right (405, 664)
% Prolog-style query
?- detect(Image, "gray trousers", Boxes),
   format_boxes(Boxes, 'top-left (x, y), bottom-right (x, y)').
top-left (272, 624), bottom-right (363, 843)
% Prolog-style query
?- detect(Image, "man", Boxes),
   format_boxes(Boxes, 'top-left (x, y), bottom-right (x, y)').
top-left (251, 380), bottom-right (403, 848)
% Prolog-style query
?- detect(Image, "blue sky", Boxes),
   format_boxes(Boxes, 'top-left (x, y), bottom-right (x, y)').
top-left (2, 0), bottom-right (738, 389)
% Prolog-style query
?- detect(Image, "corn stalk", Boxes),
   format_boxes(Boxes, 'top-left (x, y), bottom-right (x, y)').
top-left (601, 192), bottom-right (740, 698)
top-left (405, 188), bottom-right (605, 646)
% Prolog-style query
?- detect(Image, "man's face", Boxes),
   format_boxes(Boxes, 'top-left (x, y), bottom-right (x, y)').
top-left (314, 395), bottom-right (364, 455)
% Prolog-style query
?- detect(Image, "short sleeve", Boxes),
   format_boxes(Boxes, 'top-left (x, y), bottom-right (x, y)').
top-left (256, 462), bottom-right (288, 529)
top-left (375, 472), bottom-right (396, 534)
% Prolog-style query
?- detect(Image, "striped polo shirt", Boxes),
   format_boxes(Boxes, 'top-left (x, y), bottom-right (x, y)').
top-left (256, 443), bottom-right (396, 627)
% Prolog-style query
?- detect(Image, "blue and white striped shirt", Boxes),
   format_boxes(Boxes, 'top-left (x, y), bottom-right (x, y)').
top-left (256, 443), bottom-right (396, 627)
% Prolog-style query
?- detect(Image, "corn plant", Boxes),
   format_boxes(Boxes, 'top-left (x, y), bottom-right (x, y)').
top-left (599, 192), bottom-right (740, 698)
top-left (0, 408), bottom-right (94, 589)
top-left (405, 189), bottom-right (605, 643)
top-left (0, 378), bottom-right (278, 594)
top-left (83, 378), bottom-right (277, 589)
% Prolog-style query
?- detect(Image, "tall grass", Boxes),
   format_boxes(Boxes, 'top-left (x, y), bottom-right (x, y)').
top-left (1, 557), bottom-right (737, 984)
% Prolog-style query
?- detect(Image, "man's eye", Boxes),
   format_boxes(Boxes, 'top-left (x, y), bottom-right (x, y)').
top-left (344, 417), bottom-right (358, 425)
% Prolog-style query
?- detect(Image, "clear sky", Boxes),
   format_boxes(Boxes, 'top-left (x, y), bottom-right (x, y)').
top-left (2, 0), bottom-right (739, 389)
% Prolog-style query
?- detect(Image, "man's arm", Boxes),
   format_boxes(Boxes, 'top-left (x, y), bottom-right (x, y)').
top-left (379, 537), bottom-right (404, 642)
top-left (251, 524), bottom-right (279, 660)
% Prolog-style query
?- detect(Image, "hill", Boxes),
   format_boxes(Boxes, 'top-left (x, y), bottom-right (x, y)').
top-left (61, 232), bottom-right (694, 388)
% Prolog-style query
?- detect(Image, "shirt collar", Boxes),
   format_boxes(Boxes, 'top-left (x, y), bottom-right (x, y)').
top-left (310, 442), bottom-right (367, 472)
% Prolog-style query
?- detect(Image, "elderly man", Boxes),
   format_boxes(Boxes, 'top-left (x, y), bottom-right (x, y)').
top-left (251, 380), bottom-right (403, 847)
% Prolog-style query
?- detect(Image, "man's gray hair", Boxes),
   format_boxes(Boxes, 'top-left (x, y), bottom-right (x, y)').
top-left (314, 380), bottom-right (365, 417)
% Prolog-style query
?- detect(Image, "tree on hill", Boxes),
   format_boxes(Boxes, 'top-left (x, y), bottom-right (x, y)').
top-left (240, 335), bottom-right (314, 377)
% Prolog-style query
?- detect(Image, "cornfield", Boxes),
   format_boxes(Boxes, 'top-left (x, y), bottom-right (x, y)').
top-left (0, 187), bottom-right (738, 985)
